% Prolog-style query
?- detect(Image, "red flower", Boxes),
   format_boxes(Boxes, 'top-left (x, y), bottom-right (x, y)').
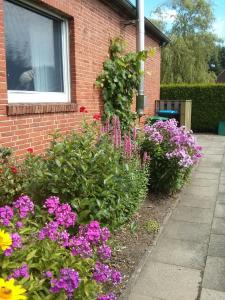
top-left (93, 113), bottom-right (101, 121)
top-left (80, 106), bottom-right (88, 113)
top-left (10, 166), bottom-right (17, 174)
top-left (27, 148), bottom-right (33, 154)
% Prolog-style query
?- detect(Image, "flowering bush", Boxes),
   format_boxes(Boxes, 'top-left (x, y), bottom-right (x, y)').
top-left (23, 116), bottom-right (148, 228)
top-left (0, 147), bottom-right (28, 205)
top-left (0, 195), bottom-right (122, 299)
top-left (142, 119), bottom-right (202, 193)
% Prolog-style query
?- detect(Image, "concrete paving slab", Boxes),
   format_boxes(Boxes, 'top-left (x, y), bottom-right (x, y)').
top-left (204, 149), bottom-right (225, 155)
top-left (208, 234), bottom-right (225, 258)
top-left (161, 220), bottom-right (211, 243)
top-left (212, 218), bottom-right (225, 235)
top-left (215, 204), bottom-right (225, 218)
top-left (219, 185), bottom-right (225, 193)
top-left (203, 256), bottom-right (225, 292)
top-left (188, 178), bottom-right (218, 187)
top-left (128, 294), bottom-right (163, 300)
top-left (151, 237), bottom-right (208, 269)
top-left (192, 172), bottom-right (220, 180)
top-left (129, 262), bottom-right (201, 300)
top-left (201, 155), bottom-right (223, 162)
top-left (200, 161), bottom-right (222, 168)
top-left (172, 206), bottom-right (213, 224)
top-left (218, 193), bottom-right (225, 204)
top-left (182, 186), bottom-right (218, 197)
top-left (197, 167), bottom-right (221, 174)
top-left (180, 194), bottom-right (216, 209)
top-left (201, 288), bottom-right (225, 299)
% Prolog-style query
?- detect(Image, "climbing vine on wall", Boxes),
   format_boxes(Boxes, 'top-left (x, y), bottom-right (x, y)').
top-left (96, 37), bottom-right (155, 131)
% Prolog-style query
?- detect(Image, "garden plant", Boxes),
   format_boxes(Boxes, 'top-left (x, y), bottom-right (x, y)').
top-left (0, 195), bottom-right (122, 299)
top-left (142, 119), bottom-right (202, 193)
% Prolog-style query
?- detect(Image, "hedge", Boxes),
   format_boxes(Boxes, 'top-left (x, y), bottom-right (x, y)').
top-left (160, 84), bottom-right (225, 132)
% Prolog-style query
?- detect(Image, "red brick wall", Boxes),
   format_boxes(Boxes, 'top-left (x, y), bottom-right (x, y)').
top-left (0, 0), bottom-right (161, 157)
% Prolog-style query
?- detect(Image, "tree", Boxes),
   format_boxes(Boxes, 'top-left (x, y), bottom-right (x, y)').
top-left (151, 0), bottom-right (221, 83)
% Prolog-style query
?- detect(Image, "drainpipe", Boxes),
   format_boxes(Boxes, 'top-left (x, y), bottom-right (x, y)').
top-left (136, 0), bottom-right (145, 116)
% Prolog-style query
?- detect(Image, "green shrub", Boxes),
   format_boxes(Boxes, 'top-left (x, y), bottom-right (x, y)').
top-left (0, 148), bottom-right (27, 205)
top-left (141, 119), bottom-right (202, 193)
top-left (161, 84), bottom-right (225, 132)
top-left (23, 121), bottom-right (148, 229)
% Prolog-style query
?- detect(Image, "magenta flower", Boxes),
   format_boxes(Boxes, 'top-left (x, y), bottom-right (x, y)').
top-left (0, 206), bottom-right (14, 226)
top-left (111, 269), bottom-right (122, 285)
top-left (4, 232), bottom-right (22, 256)
top-left (44, 196), bottom-right (60, 214)
top-left (54, 204), bottom-right (77, 228)
top-left (13, 195), bottom-right (34, 218)
top-left (98, 293), bottom-right (117, 300)
top-left (50, 268), bottom-right (80, 299)
top-left (9, 264), bottom-right (29, 279)
top-left (98, 244), bottom-right (112, 260)
top-left (93, 262), bottom-right (112, 283)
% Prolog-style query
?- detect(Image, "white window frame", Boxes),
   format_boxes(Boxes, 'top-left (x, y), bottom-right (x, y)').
top-left (6, 0), bottom-right (71, 104)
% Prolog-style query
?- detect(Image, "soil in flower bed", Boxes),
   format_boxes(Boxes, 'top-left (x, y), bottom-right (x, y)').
top-left (110, 193), bottom-right (178, 298)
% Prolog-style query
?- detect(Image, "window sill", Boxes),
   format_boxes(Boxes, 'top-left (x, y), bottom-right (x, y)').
top-left (7, 103), bottom-right (78, 116)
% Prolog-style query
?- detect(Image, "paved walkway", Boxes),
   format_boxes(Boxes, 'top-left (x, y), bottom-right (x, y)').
top-left (126, 134), bottom-right (225, 300)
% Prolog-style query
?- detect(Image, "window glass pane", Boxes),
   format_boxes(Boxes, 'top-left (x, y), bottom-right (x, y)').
top-left (4, 1), bottom-right (64, 92)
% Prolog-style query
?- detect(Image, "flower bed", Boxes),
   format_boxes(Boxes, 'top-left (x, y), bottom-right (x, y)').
top-left (0, 195), bottom-right (122, 299)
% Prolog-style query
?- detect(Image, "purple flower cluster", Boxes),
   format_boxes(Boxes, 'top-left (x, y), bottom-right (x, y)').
top-left (98, 244), bottom-right (112, 260)
top-left (9, 264), bottom-right (29, 279)
top-left (13, 195), bottom-right (34, 218)
top-left (144, 125), bottom-right (164, 144)
top-left (50, 268), bottom-right (80, 300)
top-left (4, 233), bottom-right (22, 256)
top-left (98, 293), bottom-right (117, 300)
top-left (70, 236), bottom-right (93, 258)
top-left (93, 262), bottom-right (122, 285)
top-left (0, 205), bottom-right (14, 226)
top-left (144, 119), bottom-right (202, 168)
top-left (44, 197), bottom-right (77, 228)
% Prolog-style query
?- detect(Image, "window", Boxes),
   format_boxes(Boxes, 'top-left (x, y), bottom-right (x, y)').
top-left (4, 0), bottom-right (70, 103)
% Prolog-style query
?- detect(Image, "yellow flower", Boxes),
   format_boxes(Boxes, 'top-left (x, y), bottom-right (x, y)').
top-left (0, 278), bottom-right (27, 300)
top-left (0, 230), bottom-right (12, 251)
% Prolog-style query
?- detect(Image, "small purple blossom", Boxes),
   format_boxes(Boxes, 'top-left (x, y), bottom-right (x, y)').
top-left (13, 195), bottom-right (34, 218)
top-left (93, 262), bottom-right (112, 283)
top-left (50, 268), bottom-right (80, 299)
top-left (16, 221), bottom-right (23, 229)
top-left (98, 293), bottom-right (117, 300)
top-left (111, 269), bottom-right (122, 285)
top-left (44, 196), bottom-right (60, 214)
top-left (54, 204), bottom-right (77, 228)
top-left (9, 264), bottom-right (29, 279)
top-left (0, 205), bottom-right (14, 226)
top-left (86, 221), bottom-right (101, 244)
top-left (38, 221), bottom-right (59, 241)
top-left (98, 244), bottom-right (112, 260)
top-left (45, 271), bottom-right (53, 278)
top-left (100, 227), bottom-right (110, 242)
top-left (70, 236), bottom-right (93, 258)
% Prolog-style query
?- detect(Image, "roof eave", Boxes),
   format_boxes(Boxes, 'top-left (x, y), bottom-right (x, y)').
top-left (100, 0), bottom-right (170, 46)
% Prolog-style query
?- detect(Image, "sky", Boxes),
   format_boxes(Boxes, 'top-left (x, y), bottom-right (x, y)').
top-left (129, 0), bottom-right (225, 42)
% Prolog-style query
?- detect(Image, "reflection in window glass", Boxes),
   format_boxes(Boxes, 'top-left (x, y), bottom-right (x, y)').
top-left (4, 1), bottom-right (64, 92)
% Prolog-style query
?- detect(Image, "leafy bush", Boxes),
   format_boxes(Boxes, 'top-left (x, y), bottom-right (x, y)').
top-left (161, 84), bottom-right (225, 132)
top-left (96, 38), bottom-right (155, 131)
top-left (0, 148), bottom-right (28, 205)
top-left (0, 195), bottom-right (121, 299)
top-left (141, 119), bottom-right (202, 193)
top-left (23, 118), bottom-right (148, 229)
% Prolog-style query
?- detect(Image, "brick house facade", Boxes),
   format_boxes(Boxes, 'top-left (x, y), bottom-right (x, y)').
top-left (0, 0), bottom-right (168, 157)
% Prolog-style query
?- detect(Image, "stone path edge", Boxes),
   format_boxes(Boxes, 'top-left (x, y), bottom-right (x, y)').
top-left (119, 193), bottom-right (182, 300)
